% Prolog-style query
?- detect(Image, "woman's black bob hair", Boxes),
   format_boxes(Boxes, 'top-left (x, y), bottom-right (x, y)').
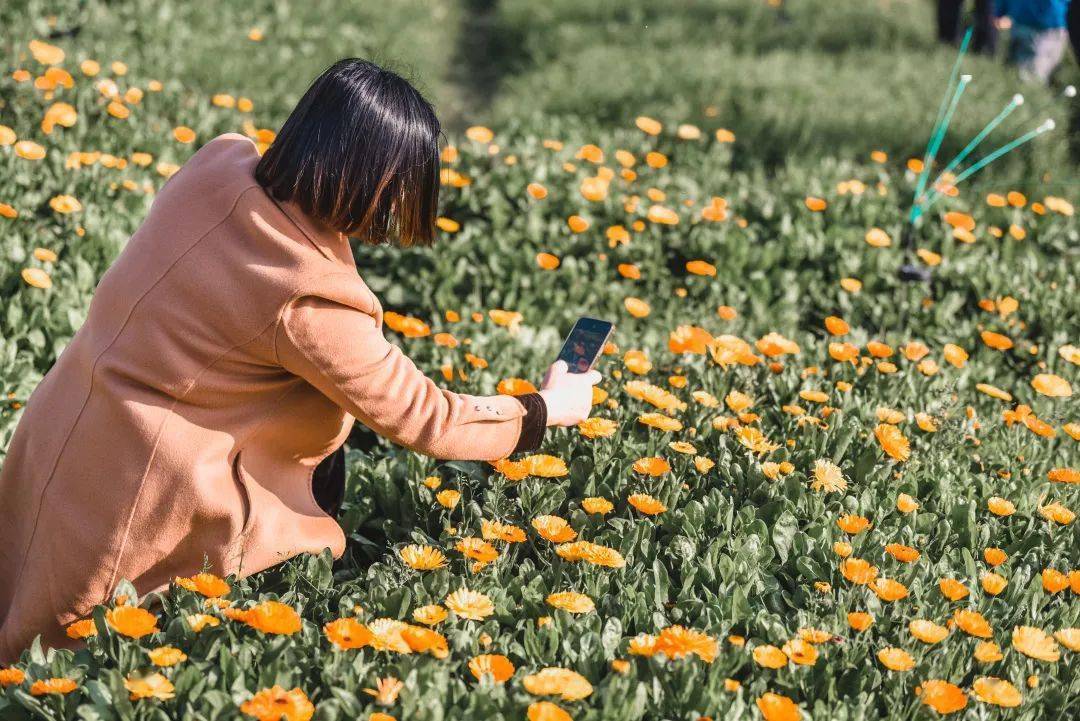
top-left (255, 58), bottom-right (440, 246)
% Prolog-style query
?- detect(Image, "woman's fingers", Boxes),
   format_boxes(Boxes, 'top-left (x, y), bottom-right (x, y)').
top-left (581, 370), bottom-right (602, 386)
top-left (541, 360), bottom-right (568, 388)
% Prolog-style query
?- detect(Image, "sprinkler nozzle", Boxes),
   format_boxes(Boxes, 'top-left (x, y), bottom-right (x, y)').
top-left (1013, 94), bottom-right (1024, 105)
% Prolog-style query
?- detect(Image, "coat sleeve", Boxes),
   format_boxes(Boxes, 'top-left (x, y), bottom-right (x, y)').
top-left (274, 281), bottom-right (546, 461)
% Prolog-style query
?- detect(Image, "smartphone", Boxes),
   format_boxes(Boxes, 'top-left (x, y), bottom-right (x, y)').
top-left (556, 317), bottom-right (615, 373)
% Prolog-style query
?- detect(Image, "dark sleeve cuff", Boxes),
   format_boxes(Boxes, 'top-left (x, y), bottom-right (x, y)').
top-left (512, 392), bottom-right (547, 453)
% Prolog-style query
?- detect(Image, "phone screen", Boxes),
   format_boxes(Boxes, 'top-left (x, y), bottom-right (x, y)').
top-left (556, 317), bottom-right (614, 373)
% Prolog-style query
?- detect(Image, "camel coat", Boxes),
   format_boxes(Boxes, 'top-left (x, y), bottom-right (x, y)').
top-left (0, 134), bottom-right (544, 662)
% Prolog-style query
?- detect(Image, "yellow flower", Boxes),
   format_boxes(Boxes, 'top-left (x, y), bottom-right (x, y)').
top-left (811, 459), bottom-right (846, 493)
top-left (444, 588), bottom-right (494, 621)
top-left (974, 641), bottom-right (1004, 663)
top-left (638, 412), bottom-right (682, 432)
top-left (400, 544), bottom-right (447, 570)
top-left (412, 605), bottom-right (448, 626)
top-left (909, 619), bottom-right (949, 644)
top-left (522, 668), bottom-right (593, 701)
top-left (546, 591), bottom-right (594, 614)
top-left (185, 613), bottom-right (220, 632)
top-left (972, 677), bottom-right (1022, 707)
top-left (1012, 626), bottom-right (1060, 662)
top-left (877, 647), bottom-right (915, 671)
top-left (125, 672), bottom-right (175, 701)
top-left (581, 497), bottom-right (613, 515)
top-left (436, 489), bottom-right (460, 509)
top-left (578, 417), bottom-right (617, 438)
top-left (753, 644), bottom-right (788, 668)
top-left (147, 646), bottom-right (187, 666)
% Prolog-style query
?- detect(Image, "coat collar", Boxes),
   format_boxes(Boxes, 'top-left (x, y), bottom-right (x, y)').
top-left (274, 198), bottom-right (355, 267)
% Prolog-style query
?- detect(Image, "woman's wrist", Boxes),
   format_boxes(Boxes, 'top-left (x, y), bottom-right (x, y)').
top-left (511, 393), bottom-right (547, 453)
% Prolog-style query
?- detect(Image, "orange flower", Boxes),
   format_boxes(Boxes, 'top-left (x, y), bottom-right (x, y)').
top-left (624, 297), bottom-right (651, 318)
top-left (836, 514), bottom-right (871, 534)
top-left (106, 606), bottom-right (159, 638)
top-left (756, 692), bottom-right (801, 721)
top-left (579, 417), bottom-right (617, 439)
top-left (847, 612), bottom-right (874, 632)
top-left (535, 252), bottom-right (559, 269)
top-left (581, 497), bottom-right (614, 515)
top-left (175, 572), bottom-right (230, 597)
top-left (1031, 373), bottom-right (1072, 397)
top-left (938, 578), bottom-right (969, 601)
top-left (628, 493), bottom-right (666, 515)
top-left (752, 645), bottom-right (788, 668)
top-left (980, 330), bottom-right (1013, 350)
top-left (400, 544), bottom-right (447, 570)
top-left (230, 601), bottom-right (301, 635)
top-left (872, 578), bottom-right (909, 602)
top-left (633, 456), bottom-right (670, 476)
top-left (0, 668), bottom-right (26, 687)
top-left (877, 648), bottom-right (914, 671)
top-left (1042, 568), bottom-right (1070, 593)
top-left (532, 515), bottom-right (577, 542)
top-left (527, 701), bottom-right (571, 721)
top-left (953, 609), bottom-right (992, 638)
top-left (147, 646), bottom-right (187, 667)
top-left (824, 316), bottom-right (849, 336)
top-left (972, 677), bottom-right (1021, 707)
top-left (65, 618), bottom-right (97, 639)
top-left (240, 686), bottom-right (315, 721)
top-left (910, 619), bottom-right (949, 644)
top-left (686, 260), bottom-right (717, 277)
top-left (864, 227), bottom-right (891, 247)
top-left (522, 668), bottom-right (592, 701)
top-left (804, 197), bottom-right (827, 212)
top-left (919, 680), bottom-right (967, 714)
top-left (469, 654), bottom-right (515, 682)
top-left (981, 572), bottom-right (1007, 595)
top-left (840, 558), bottom-right (879, 585)
top-left (1012, 626), bottom-right (1059, 662)
top-left (30, 678), bottom-right (78, 696)
top-left (546, 591), bottom-right (594, 614)
top-left (874, 424), bottom-right (910, 461)
top-left (885, 544), bottom-right (920, 563)
top-left (669, 325), bottom-right (713, 354)
top-left (324, 618), bottom-right (373, 650)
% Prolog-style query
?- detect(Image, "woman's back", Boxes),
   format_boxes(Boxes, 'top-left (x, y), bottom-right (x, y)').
top-left (0, 134), bottom-right (355, 660)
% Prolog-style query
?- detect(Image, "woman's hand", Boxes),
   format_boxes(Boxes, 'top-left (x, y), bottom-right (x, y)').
top-left (538, 360), bottom-right (602, 427)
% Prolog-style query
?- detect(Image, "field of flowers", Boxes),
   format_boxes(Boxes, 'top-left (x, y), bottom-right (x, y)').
top-left (1, 1), bottom-right (1079, 720)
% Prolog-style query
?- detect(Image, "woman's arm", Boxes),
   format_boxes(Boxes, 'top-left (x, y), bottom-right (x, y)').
top-left (275, 293), bottom-right (559, 461)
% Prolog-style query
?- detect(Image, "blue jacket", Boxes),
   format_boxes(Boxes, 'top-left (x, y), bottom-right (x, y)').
top-left (996, 0), bottom-right (1070, 29)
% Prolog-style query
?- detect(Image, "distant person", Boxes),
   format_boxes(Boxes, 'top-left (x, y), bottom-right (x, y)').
top-left (997, 0), bottom-right (1071, 83)
top-left (938, 0), bottom-right (998, 54)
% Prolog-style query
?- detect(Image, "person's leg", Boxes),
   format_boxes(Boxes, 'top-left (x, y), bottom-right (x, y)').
top-left (937, 0), bottom-right (963, 44)
top-left (1069, 0), bottom-right (1080, 60)
top-left (312, 446), bottom-right (346, 518)
top-left (971, 0), bottom-right (998, 54)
